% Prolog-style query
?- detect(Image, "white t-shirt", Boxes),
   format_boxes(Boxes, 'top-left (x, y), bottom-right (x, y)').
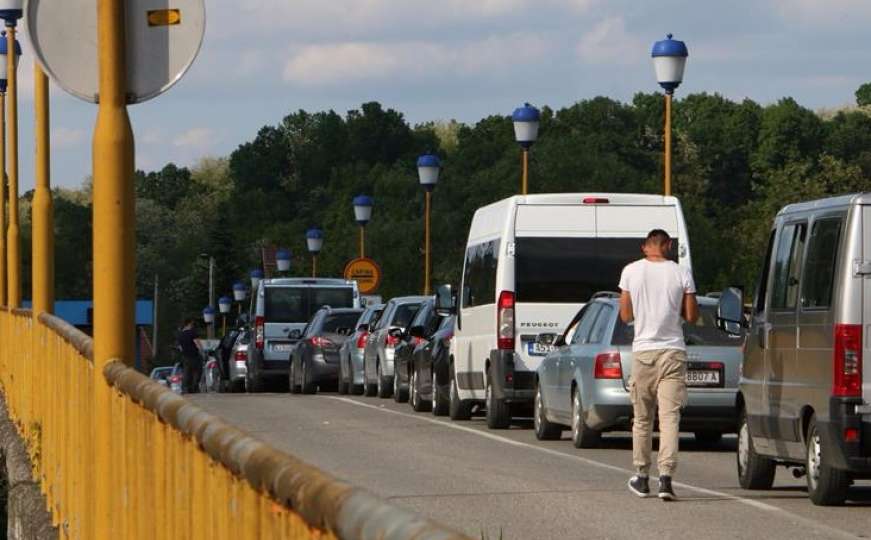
top-left (618, 259), bottom-right (696, 353)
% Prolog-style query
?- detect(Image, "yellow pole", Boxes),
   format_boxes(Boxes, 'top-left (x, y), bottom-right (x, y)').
top-left (359, 226), bottom-right (365, 259)
top-left (93, 0), bottom-right (135, 535)
top-left (0, 90), bottom-right (6, 307)
top-left (32, 65), bottom-right (54, 316)
top-left (664, 92), bottom-right (672, 197)
top-left (521, 149), bottom-right (529, 195)
top-left (423, 191), bottom-right (431, 295)
top-left (312, 254), bottom-right (317, 278)
top-left (6, 27), bottom-right (19, 307)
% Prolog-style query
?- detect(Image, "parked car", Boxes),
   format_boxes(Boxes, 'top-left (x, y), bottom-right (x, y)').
top-left (247, 278), bottom-right (361, 392)
top-left (338, 304), bottom-right (384, 395)
top-left (393, 297), bottom-right (438, 403)
top-left (408, 315), bottom-right (455, 415)
top-left (717, 193), bottom-right (871, 506)
top-left (534, 295), bottom-right (743, 448)
top-left (227, 329), bottom-right (251, 393)
top-left (444, 193), bottom-right (693, 429)
top-left (167, 363), bottom-right (183, 394)
top-left (289, 307), bottom-right (363, 394)
top-left (362, 296), bottom-right (428, 398)
top-left (149, 366), bottom-right (173, 387)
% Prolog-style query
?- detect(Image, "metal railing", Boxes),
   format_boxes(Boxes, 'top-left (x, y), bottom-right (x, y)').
top-left (0, 309), bottom-right (468, 539)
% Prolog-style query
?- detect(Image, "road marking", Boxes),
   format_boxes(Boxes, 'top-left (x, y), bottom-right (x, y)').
top-left (325, 396), bottom-right (860, 540)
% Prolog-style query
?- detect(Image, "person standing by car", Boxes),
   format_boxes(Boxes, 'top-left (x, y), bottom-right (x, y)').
top-left (618, 229), bottom-right (698, 501)
top-left (177, 318), bottom-right (201, 394)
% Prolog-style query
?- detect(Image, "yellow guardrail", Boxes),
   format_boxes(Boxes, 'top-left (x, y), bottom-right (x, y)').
top-left (0, 309), bottom-right (467, 540)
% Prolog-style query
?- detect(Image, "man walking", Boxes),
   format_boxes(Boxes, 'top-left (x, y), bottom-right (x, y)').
top-left (618, 229), bottom-right (698, 501)
top-left (176, 318), bottom-right (201, 394)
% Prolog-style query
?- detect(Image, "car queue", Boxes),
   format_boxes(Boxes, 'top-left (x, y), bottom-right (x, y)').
top-left (197, 190), bottom-right (870, 507)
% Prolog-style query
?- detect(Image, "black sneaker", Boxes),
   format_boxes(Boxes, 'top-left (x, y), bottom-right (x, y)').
top-left (628, 475), bottom-right (650, 498)
top-left (658, 476), bottom-right (677, 501)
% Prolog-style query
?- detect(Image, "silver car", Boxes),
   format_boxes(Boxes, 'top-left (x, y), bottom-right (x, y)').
top-left (227, 329), bottom-right (251, 392)
top-left (535, 295), bottom-right (744, 448)
top-left (338, 304), bottom-right (384, 395)
top-left (149, 366), bottom-right (173, 387)
top-left (362, 296), bottom-right (428, 399)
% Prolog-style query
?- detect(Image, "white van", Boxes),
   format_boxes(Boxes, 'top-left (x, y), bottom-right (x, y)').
top-left (442, 193), bottom-right (693, 428)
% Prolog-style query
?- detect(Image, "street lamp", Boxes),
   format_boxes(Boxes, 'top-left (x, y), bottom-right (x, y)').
top-left (353, 195), bottom-right (373, 259)
top-left (232, 281), bottom-right (247, 318)
top-left (512, 103), bottom-right (540, 195)
top-left (218, 296), bottom-right (232, 335)
top-left (417, 153), bottom-right (441, 295)
top-left (250, 269), bottom-right (263, 291)
top-left (651, 33), bottom-right (688, 197)
top-left (0, 3), bottom-right (22, 307)
top-left (275, 248), bottom-right (291, 273)
top-left (306, 228), bottom-right (324, 278)
top-left (202, 306), bottom-right (216, 325)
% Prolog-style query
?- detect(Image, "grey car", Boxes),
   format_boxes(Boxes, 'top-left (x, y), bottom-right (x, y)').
top-left (717, 193), bottom-right (871, 506)
top-left (338, 304), bottom-right (384, 395)
top-left (535, 295), bottom-right (744, 448)
top-left (362, 296), bottom-right (428, 399)
top-left (227, 329), bottom-right (251, 392)
top-left (289, 307), bottom-right (362, 394)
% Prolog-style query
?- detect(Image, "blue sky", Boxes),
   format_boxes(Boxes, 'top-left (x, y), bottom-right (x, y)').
top-left (14, 0), bottom-right (871, 189)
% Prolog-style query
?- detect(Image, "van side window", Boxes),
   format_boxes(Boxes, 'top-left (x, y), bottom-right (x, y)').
top-left (771, 223), bottom-right (807, 310)
top-left (571, 304), bottom-right (602, 345)
top-left (755, 230), bottom-right (776, 314)
top-left (801, 218), bottom-right (843, 309)
top-left (461, 240), bottom-right (500, 308)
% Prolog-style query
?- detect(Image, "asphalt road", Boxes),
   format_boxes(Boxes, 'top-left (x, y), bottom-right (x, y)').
top-left (190, 392), bottom-right (871, 540)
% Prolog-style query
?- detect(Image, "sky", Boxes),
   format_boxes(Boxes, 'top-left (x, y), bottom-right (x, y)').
top-left (12, 0), bottom-right (871, 189)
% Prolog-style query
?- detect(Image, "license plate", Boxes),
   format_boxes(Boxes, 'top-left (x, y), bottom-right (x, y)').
top-left (686, 370), bottom-right (720, 386)
top-left (527, 342), bottom-right (555, 356)
top-left (272, 344), bottom-right (293, 352)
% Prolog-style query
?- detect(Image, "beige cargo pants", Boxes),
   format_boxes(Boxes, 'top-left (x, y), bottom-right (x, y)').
top-left (629, 349), bottom-right (688, 477)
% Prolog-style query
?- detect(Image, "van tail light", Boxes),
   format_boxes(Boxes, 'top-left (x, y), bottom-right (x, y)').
top-left (497, 291), bottom-right (515, 350)
top-left (356, 331), bottom-right (369, 349)
top-left (255, 316), bottom-right (265, 350)
top-left (833, 324), bottom-right (862, 397)
top-left (386, 334), bottom-right (400, 347)
top-left (234, 350), bottom-right (248, 361)
top-left (594, 352), bottom-right (623, 379)
top-left (310, 336), bottom-right (333, 348)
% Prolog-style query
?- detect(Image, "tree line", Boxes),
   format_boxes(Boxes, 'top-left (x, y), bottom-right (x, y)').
top-left (21, 88), bottom-right (871, 359)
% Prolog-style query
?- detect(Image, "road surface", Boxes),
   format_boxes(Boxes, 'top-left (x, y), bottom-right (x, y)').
top-left (191, 392), bottom-right (871, 539)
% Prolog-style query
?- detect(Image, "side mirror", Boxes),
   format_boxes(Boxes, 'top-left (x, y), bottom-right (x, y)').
top-left (388, 327), bottom-right (404, 339)
top-left (409, 325), bottom-right (426, 339)
top-left (717, 287), bottom-right (745, 336)
top-left (289, 329), bottom-right (303, 340)
top-left (435, 284), bottom-right (456, 316)
top-left (554, 335), bottom-right (566, 347)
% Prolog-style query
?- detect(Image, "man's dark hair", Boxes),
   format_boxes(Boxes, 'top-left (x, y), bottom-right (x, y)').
top-left (182, 317), bottom-right (196, 327)
top-left (645, 229), bottom-right (671, 246)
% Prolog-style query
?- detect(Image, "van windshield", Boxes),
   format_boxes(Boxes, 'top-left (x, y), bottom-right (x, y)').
top-left (514, 237), bottom-right (677, 303)
top-left (265, 286), bottom-right (355, 322)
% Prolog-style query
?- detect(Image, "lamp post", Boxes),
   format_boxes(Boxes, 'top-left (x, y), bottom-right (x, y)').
top-left (218, 296), bottom-right (231, 335)
top-left (417, 153), bottom-right (441, 295)
top-left (0, 2), bottom-right (21, 306)
top-left (306, 228), bottom-right (323, 278)
top-left (0, 29), bottom-right (10, 306)
top-left (353, 195), bottom-right (373, 259)
top-left (512, 103), bottom-right (540, 196)
top-left (651, 33), bottom-right (688, 197)
top-left (275, 249), bottom-right (291, 273)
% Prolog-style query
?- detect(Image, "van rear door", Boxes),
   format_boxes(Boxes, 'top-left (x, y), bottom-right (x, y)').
top-left (863, 205), bottom-right (871, 403)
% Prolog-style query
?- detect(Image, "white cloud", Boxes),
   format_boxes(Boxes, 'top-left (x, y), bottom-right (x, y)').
top-left (173, 127), bottom-right (217, 150)
top-left (51, 127), bottom-right (86, 149)
top-left (576, 17), bottom-right (644, 66)
top-left (283, 33), bottom-right (551, 86)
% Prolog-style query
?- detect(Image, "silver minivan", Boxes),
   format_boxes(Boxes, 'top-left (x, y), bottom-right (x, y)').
top-left (362, 296), bottom-right (428, 399)
top-left (247, 278), bottom-right (360, 392)
top-left (718, 193), bottom-right (871, 505)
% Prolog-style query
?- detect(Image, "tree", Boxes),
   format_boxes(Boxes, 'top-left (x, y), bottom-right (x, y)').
top-left (855, 83), bottom-right (871, 107)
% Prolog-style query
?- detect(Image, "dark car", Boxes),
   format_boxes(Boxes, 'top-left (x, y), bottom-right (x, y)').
top-left (409, 316), bottom-right (454, 414)
top-left (289, 307), bottom-right (363, 394)
top-left (393, 298), bottom-right (438, 403)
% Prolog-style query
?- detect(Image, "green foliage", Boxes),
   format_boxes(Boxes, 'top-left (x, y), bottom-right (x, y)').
top-left (855, 82), bottom-right (871, 107)
top-left (38, 96), bottom-right (871, 359)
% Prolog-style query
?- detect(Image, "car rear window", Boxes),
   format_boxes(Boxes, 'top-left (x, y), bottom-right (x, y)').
top-left (612, 304), bottom-right (742, 346)
top-left (391, 303), bottom-right (421, 328)
top-left (323, 312), bottom-right (363, 333)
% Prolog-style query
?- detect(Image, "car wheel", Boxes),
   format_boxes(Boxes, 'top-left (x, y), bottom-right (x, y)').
top-left (337, 359), bottom-right (349, 395)
top-left (534, 383), bottom-right (561, 440)
top-left (288, 359), bottom-right (298, 394)
top-left (377, 361), bottom-right (393, 399)
top-left (432, 370), bottom-right (449, 417)
top-left (448, 369), bottom-right (472, 421)
top-left (394, 362), bottom-right (409, 403)
top-left (694, 431), bottom-right (723, 445)
top-left (411, 364), bottom-right (431, 412)
top-left (362, 360), bottom-right (376, 397)
top-left (231, 378), bottom-right (245, 393)
top-left (571, 388), bottom-right (601, 449)
top-left (301, 359), bottom-right (317, 395)
top-left (806, 416), bottom-right (850, 505)
top-left (246, 360), bottom-right (264, 393)
top-left (736, 409), bottom-right (775, 490)
top-left (485, 368), bottom-right (511, 429)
